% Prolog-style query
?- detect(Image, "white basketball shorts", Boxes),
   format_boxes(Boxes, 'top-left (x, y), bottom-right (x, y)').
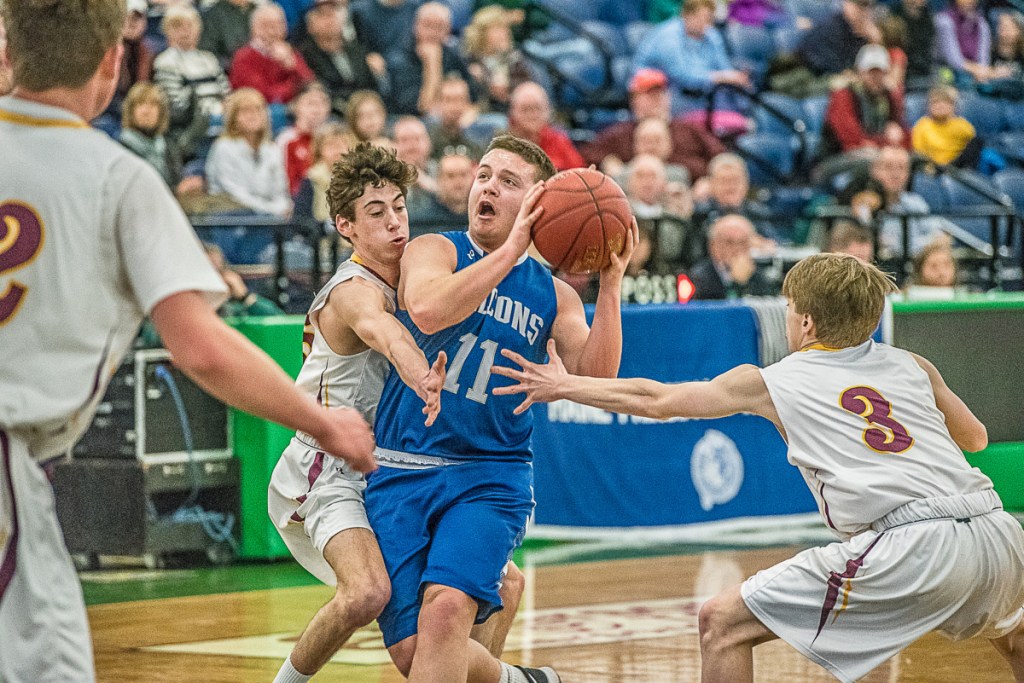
top-left (268, 436), bottom-right (371, 585)
top-left (0, 430), bottom-right (95, 682)
top-left (741, 490), bottom-right (1024, 683)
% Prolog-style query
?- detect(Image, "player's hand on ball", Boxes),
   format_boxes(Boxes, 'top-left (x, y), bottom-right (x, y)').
top-left (419, 351), bottom-right (447, 427)
top-left (492, 339), bottom-right (568, 415)
top-left (320, 407), bottom-right (377, 473)
top-left (600, 216), bottom-right (639, 285)
top-left (504, 181), bottom-right (545, 261)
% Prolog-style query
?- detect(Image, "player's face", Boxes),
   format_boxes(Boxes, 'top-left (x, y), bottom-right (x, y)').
top-left (341, 183), bottom-right (409, 266)
top-left (785, 299), bottom-right (805, 352)
top-left (468, 148), bottom-right (537, 249)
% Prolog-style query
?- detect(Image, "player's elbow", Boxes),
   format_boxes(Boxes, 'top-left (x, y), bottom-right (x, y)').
top-left (405, 299), bottom-right (445, 335)
top-left (960, 424), bottom-right (988, 453)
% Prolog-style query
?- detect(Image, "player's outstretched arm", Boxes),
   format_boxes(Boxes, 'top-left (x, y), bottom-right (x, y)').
top-left (493, 340), bottom-right (778, 424)
top-left (151, 290), bottom-right (376, 472)
top-left (329, 278), bottom-right (446, 426)
top-left (401, 182), bottom-right (546, 334)
top-left (912, 353), bottom-right (988, 452)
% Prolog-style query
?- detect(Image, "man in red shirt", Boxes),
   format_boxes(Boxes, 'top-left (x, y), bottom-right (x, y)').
top-left (506, 80), bottom-right (584, 171)
top-left (229, 2), bottom-right (314, 104)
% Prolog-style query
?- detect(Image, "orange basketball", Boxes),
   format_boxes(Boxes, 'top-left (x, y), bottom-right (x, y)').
top-left (531, 168), bottom-right (632, 274)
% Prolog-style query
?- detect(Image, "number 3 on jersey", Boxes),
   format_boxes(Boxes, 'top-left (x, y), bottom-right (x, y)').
top-left (840, 386), bottom-right (914, 454)
top-left (0, 201), bottom-right (45, 326)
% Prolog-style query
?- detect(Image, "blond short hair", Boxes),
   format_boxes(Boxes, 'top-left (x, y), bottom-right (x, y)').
top-left (161, 4), bottom-right (201, 36)
top-left (782, 253), bottom-right (898, 348)
top-left (121, 82), bottom-right (170, 133)
top-left (462, 5), bottom-right (511, 57)
top-left (221, 88), bottom-right (271, 141)
top-left (2, 0), bottom-right (125, 91)
top-left (311, 121), bottom-right (350, 164)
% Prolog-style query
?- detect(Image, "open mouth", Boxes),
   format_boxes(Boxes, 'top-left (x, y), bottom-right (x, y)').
top-left (477, 200), bottom-right (496, 218)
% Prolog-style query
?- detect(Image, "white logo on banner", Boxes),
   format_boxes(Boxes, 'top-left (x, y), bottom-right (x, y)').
top-left (691, 430), bottom-right (744, 511)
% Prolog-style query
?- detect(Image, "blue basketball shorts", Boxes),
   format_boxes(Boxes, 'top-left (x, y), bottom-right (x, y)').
top-left (364, 459), bottom-right (534, 647)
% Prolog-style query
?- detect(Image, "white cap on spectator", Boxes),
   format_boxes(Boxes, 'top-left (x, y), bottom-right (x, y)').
top-left (127, 0), bottom-right (148, 15)
top-left (855, 44), bottom-right (890, 72)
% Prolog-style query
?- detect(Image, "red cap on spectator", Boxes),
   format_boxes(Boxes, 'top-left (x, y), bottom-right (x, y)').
top-left (628, 69), bottom-right (669, 95)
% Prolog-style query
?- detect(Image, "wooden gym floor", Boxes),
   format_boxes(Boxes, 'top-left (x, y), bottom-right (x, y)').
top-left (84, 543), bottom-right (1018, 682)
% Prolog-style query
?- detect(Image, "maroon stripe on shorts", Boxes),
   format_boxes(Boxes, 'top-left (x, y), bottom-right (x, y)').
top-left (290, 453), bottom-right (326, 523)
top-left (812, 533), bottom-right (884, 643)
top-left (0, 431), bottom-right (19, 606)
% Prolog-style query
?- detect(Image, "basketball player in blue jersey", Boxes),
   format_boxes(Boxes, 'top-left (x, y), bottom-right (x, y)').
top-left (365, 135), bottom-right (638, 683)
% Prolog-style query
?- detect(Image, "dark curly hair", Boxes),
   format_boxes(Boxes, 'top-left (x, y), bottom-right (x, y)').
top-left (327, 143), bottom-right (419, 221)
top-left (483, 135), bottom-right (556, 182)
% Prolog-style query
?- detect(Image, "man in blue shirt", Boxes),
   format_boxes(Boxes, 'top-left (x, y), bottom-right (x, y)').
top-left (632, 0), bottom-right (750, 111)
top-left (366, 135), bottom-right (637, 682)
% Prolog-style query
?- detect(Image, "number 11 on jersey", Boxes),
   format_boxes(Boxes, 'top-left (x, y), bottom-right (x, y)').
top-left (444, 333), bottom-right (499, 404)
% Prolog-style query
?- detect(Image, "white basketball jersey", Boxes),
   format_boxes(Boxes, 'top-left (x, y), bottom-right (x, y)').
top-left (760, 340), bottom-right (994, 539)
top-left (0, 96), bottom-right (226, 461)
top-left (294, 259), bottom-right (395, 449)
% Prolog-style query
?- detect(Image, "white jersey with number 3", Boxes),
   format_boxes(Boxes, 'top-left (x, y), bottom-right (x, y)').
top-left (760, 340), bottom-right (994, 539)
top-left (0, 96), bottom-right (226, 461)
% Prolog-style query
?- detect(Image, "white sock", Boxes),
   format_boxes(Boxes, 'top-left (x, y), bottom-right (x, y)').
top-left (500, 662), bottom-right (527, 683)
top-left (273, 657), bottom-right (313, 683)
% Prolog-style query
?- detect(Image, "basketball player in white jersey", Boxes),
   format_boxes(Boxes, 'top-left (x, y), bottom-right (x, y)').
top-left (494, 253), bottom-right (1024, 683)
top-left (0, 2), bottom-right (374, 681)
top-left (268, 142), bottom-right (525, 683)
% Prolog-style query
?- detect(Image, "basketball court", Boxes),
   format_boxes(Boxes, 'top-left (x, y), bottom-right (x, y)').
top-left (84, 540), bottom-right (1018, 682)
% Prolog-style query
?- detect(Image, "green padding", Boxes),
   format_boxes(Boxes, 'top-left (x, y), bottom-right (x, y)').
top-left (229, 316), bottom-right (306, 559)
top-left (891, 292), bottom-right (1024, 313)
top-left (966, 442), bottom-right (1024, 511)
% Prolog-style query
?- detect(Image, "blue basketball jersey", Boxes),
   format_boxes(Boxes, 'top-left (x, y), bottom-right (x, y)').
top-left (375, 231), bottom-right (557, 462)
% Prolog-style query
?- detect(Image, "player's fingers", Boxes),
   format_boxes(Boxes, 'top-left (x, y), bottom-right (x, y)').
top-left (546, 338), bottom-right (562, 363)
top-left (499, 348), bottom-right (531, 368)
top-left (490, 365), bottom-right (521, 380)
top-left (433, 350), bottom-right (447, 369)
top-left (513, 397), bottom-right (534, 415)
top-left (492, 383), bottom-right (524, 395)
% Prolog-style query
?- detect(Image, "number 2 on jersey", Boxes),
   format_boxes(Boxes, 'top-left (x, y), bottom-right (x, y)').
top-left (839, 386), bottom-right (914, 454)
top-left (0, 202), bottom-right (45, 326)
top-left (444, 332), bottom-right (499, 404)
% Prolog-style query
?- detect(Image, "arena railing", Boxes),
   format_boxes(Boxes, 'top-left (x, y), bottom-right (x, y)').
top-left (188, 214), bottom-right (326, 309)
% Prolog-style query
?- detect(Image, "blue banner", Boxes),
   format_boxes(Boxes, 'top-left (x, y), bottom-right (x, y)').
top-left (531, 302), bottom-right (817, 529)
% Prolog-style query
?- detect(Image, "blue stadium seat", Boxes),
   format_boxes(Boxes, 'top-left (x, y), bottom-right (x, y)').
top-left (597, 0), bottom-right (645, 25)
top-left (996, 131), bottom-right (1024, 165)
top-left (441, 0), bottom-right (474, 33)
top-left (538, 0), bottom-right (599, 23)
top-left (772, 25), bottom-right (806, 56)
top-left (941, 172), bottom-right (1002, 243)
top-left (801, 95), bottom-right (829, 135)
top-left (910, 172), bottom-right (949, 212)
top-left (624, 21), bottom-right (655, 54)
top-left (1002, 100), bottom-right (1024, 131)
top-left (789, 0), bottom-right (840, 25)
top-left (994, 169), bottom-right (1024, 207)
top-left (959, 93), bottom-right (1006, 139)
top-left (736, 133), bottom-right (796, 186)
top-left (726, 23), bottom-right (777, 72)
top-left (903, 91), bottom-right (928, 128)
top-left (580, 20), bottom-right (629, 57)
top-left (754, 93), bottom-right (805, 136)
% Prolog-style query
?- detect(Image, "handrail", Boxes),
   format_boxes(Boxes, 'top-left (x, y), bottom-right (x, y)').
top-left (519, 1), bottom-right (627, 118)
top-left (704, 81), bottom-right (810, 184)
top-left (811, 204), bottom-right (1022, 288)
top-left (188, 214), bottom-right (325, 308)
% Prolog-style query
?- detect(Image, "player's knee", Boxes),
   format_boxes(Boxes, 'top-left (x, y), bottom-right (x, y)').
top-left (334, 575), bottom-right (390, 627)
top-left (698, 595), bottom-right (729, 650)
top-left (419, 585), bottom-right (478, 633)
top-left (499, 563), bottom-right (525, 607)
